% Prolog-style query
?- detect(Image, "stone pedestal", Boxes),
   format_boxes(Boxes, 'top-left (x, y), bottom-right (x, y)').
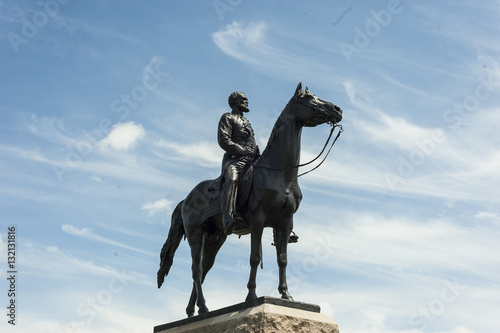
top-left (154, 296), bottom-right (339, 333)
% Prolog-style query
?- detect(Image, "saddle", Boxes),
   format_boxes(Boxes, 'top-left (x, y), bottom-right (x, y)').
top-left (203, 164), bottom-right (254, 225)
top-left (208, 164), bottom-right (254, 208)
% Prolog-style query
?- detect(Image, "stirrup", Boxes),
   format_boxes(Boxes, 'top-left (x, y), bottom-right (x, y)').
top-left (288, 231), bottom-right (299, 243)
top-left (271, 231), bottom-right (299, 246)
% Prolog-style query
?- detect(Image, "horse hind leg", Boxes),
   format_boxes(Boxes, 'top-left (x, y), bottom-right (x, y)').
top-left (201, 228), bottom-right (227, 284)
top-left (186, 286), bottom-right (197, 317)
top-left (185, 227), bottom-right (226, 317)
top-left (182, 181), bottom-right (214, 316)
top-left (184, 244), bottom-right (202, 318)
top-left (190, 235), bottom-right (209, 315)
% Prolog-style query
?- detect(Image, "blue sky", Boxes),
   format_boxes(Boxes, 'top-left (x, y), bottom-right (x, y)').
top-left (1, 1), bottom-right (499, 332)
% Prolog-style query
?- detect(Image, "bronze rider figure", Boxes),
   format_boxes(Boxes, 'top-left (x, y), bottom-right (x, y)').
top-left (218, 91), bottom-right (259, 235)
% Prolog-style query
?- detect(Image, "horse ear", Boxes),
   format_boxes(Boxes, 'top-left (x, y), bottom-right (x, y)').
top-left (305, 86), bottom-right (309, 93)
top-left (295, 82), bottom-right (302, 96)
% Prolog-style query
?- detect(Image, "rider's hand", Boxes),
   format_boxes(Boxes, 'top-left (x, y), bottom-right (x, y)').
top-left (246, 146), bottom-right (256, 156)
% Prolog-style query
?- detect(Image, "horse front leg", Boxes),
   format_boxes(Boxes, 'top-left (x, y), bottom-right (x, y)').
top-left (274, 222), bottom-right (293, 300)
top-left (246, 222), bottom-right (263, 302)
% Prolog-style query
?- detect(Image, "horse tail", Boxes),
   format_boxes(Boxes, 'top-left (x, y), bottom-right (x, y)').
top-left (157, 200), bottom-right (185, 288)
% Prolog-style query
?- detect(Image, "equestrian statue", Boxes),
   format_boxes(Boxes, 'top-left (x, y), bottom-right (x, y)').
top-left (157, 82), bottom-right (343, 317)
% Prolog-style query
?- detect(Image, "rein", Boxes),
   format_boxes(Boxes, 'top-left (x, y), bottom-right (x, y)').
top-left (298, 123), bottom-right (343, 177)
top-left (255, 123), bottom-right (343, 177)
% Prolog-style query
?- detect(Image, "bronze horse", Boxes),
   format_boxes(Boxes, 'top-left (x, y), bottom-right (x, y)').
top-left (157, 82), bottom-right (343, 317)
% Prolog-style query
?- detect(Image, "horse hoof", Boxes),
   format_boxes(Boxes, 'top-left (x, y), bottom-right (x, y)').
top-left (198, 306), bottom-right (209, 315)
top-left (281, 292), bottom-right (294, 301)
top-left (245, 289), bottom-right (258, 302)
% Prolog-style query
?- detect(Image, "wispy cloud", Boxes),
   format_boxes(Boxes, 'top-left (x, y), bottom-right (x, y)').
top-left (13, 240), bottom-right (160, 333)
top-left (212, 21), bottom-right (268, 65)
top-left (413, 2), bottom-right (500, 54)
top-left (20, 242), bottom-right (137, 282)
top-left (292, 205), bottom-right (500, 282)
top-left (50, 14), bottom-right (144, 45)
top-left (0, 143), bottom-right (55, 166)
top-left (474, 211), bottom-right (500, 221)
top-left (154, 139), bottom-right (221, 167)
top-left (310, 79), bottom-right (500, 202)
top-left (61, 224), bottom-right (156, 256)
top-left (90, 175), bottom-right (102, 182)
top-left (212, 21), bottom-right (345, 87)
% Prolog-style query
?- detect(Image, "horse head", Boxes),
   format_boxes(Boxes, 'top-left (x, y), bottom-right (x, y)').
top-left (291, 82), bottom-right (343, 127)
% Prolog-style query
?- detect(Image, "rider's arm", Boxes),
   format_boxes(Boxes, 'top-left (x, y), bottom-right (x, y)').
top-left (218, 113), bottom-right (246, 156)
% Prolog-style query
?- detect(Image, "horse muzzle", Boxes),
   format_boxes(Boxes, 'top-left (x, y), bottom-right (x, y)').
top-left (323, 101), bottom-right (343, 125)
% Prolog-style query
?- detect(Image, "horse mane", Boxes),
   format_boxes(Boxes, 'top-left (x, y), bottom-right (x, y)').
top-left (262, 95), bottom-right (297, 155)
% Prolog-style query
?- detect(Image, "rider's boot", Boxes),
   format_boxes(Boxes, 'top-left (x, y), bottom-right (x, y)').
top-left (221, 180), bottom-right (244, 235)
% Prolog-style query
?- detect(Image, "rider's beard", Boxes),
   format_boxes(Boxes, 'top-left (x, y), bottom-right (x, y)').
top-left (240, 104), bottom-right (250, 113)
